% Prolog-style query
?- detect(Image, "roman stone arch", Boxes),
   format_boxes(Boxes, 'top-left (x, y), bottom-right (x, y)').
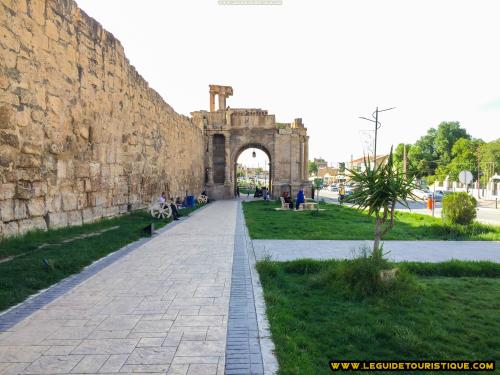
top-left (192, 85), bottom-right (310, 200)
top-left (232, 143), bottom-right (273, 195)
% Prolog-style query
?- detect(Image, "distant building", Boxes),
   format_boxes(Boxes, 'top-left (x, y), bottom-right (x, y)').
top-left (314, 158), bottom-right (328, 169)
top-left (317, 167), bottom-right (339, 185)
top-left (347, 155), bottom-right (389, 173)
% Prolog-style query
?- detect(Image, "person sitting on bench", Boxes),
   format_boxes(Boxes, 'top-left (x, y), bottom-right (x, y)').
top-left (282, 191), bottom-right (293, 209)
top-left (295, 188), bottom-right (305, 210)
top-left (160, 192), bottom-right (180, 221)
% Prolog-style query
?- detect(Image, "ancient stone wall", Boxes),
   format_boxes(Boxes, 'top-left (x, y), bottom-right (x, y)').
top-left (0, 0), bottom-right (205, 238)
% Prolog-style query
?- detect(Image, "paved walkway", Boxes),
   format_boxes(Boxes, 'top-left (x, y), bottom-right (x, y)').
top-left (0, 201), bottom-right (260, 375)
top-left (253, 240), bottom-right (500, 263)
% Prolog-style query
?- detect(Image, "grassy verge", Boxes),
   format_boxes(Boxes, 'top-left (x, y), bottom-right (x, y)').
top-left (0, 204), bottom-right (204, 312)
top-left (257, 259), bottom-right (500, 375)
top-left (243, 200), bottom-right (500, 240)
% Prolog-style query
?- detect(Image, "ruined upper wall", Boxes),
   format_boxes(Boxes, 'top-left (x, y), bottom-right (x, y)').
top-left (0, 0), bottom-right (205, 238)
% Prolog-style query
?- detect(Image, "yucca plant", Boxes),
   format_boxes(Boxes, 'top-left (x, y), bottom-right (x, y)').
top-left (347, 148), bottom-right (416, 253)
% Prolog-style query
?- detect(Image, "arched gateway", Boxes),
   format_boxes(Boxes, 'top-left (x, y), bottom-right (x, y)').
top-left (192, 85), bottom-right (310, 199)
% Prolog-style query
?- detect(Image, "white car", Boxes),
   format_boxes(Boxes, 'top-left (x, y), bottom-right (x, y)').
top-left (411, 189), bottom-right (429, 201)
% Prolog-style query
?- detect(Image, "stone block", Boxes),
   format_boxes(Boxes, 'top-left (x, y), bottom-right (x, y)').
top-left (77, 193), bottom-right (87, 209)
top-left (89, 191), bottom-right (107, 207)
top-left (89, 162), bottom-right (101, 177)
top-left (18, 154), bottom-right (41, 168)
top-left (92, 205), bottom-right (104, 219)
top-left (47, 211), bottom-right (68, 229)
top-left (0, 130), bottom-right (19, 148)
top-left (0, 199), bottom-right (14, 221)
top-left (47, 194), bottom-right (62, 212)
top-left (45, 20), bottom-right (59, 41)
top-left (82, 207), bottom-right (95, 224)
top-left (0, 106), bottom-right (13, 129)
top-left (27, 197), bottom-right (46, 217)
top-left (28, 0), bottom-right (46, 25)
top-left (13, 199), bottom-right (28, 220)
top-left (32, 181), bottom-right (48, 197)
top-left (21, 142), bottom-right (42, 156)
top-left (67, 210), bottom-right (83, 226)
top-left (2, 221), bottom-right (19, 237)
top-left (61, 192), bottom-right (78, 211)
top-left (76, 162), bottom-right (90, 178)
top-left (104, 206), bottom-right (119, 218)
top-left (18, 217), bottom-right (47, 235)
top-left (0, 183), bottom-right (16, 200)
top-left (31, 109), bottom-right (46, 123)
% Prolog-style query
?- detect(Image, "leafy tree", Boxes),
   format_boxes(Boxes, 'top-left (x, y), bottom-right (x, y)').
top-left (393, 143), bottom-right (416, 175)
top-left (446, 138), bottom-right (483, 181)
top-left (308, 160), bottom-right (318, 176)
top-left (405, 121), bottom-right (471, 179)
top-left (480, 139), bottom-right (500, 180)
top-left (434, 121), bottom-right (470, 166)
top-left (347, 148), bottom-right (416, 252)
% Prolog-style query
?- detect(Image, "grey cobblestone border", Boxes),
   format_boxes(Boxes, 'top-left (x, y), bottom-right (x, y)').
top-left (225, 201), bottom-right (269, 375)
top-left (0, 204), bottom-right (209, 332)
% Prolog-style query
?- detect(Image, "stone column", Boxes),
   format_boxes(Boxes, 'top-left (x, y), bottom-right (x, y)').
top-left (210, 93), bottom-right (215, 112)
top-left (303, 137), bottom-right (309, 180)
top-left (218, 94), bottom-right (226, 110)
top-left (224, 134), bottom-right (231, 185)
top-left (268, 162), bottom-right (273, 197)
top-left (208, 134), bottom-right (214, 184)
top-left (300, 140), bottom-right (304, 181)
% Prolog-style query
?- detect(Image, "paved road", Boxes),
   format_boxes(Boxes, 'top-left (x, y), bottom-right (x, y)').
top-left (252, 240), bottom-right (500, 263)
top-left (0, 202), bottom-right (238, 375)
top-left (319, 190), bottom-right (500, 226)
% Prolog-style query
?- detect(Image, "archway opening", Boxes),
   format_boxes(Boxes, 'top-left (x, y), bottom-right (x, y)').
top-left (235, 147), bottom-right (271, 197)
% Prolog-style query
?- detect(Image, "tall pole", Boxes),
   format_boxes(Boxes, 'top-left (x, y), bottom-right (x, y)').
top-left (374, 107), bottom-right (379, 168)
top-left (359, 106), bottom-right (395, 170)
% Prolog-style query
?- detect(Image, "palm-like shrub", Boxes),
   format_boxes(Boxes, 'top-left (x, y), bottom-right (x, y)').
top-left (347, 148), bottom-right (416, 253)
top-left (442, 192), bottom-right (477, 225)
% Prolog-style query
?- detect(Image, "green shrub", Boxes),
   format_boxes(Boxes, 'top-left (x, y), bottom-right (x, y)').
top-left (337, 247), bottom-right (391, 298)
top-left (442, 192), bottom-right (477, 225)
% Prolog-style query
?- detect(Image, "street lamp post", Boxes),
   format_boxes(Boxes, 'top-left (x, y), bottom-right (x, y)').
top-left (359, 106), bottom-right (396, 168)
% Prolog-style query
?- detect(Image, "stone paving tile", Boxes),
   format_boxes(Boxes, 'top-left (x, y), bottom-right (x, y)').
top-left (0, 201), bottom-right (236, 374)
top-left (253, 239), bottom-right (500, 263)
top-left (70, 354), bottom-right (109, 373)
top-left (23, 355), bottom-right (83, 374)
top-left (98, 354), bottom-right (129, 373)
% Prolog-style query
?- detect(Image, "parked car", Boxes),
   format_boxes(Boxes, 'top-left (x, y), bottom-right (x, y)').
top-left (411, 189), bottom-right (430, 201)
top-left (426, 190), bottom-right (450, 202)
top-left (330, 184), bottom-right (339, 192)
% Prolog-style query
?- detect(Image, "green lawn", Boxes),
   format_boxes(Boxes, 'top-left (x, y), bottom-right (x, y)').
top-left (257, 259), bottom-right (500, 375)
top-left (243, 201), bottom-right (500, 240)
top-left (0, 205), bottom-right (203, 312)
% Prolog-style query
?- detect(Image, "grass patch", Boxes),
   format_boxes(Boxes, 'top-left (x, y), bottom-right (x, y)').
top-left (243, 200), bottom-right (500, 240)
top-left (0, 205), bottom-right (204, 312)
top-left (257, 259), bottom-right (500, 375)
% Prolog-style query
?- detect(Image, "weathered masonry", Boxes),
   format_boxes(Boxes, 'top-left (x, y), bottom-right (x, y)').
top-left (0, 0), bottom-right (309, 238)
top-left (192, 85), bottom-right (310, 200)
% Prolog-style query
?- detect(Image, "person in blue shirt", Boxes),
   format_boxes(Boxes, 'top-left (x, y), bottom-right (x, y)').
top-left (295, 188), bottom-right (305, 210)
